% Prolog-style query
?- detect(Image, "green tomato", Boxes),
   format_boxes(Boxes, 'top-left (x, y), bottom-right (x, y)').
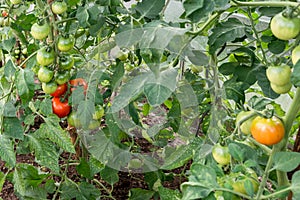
top-left (231, 169), bottom-right (259, 195)
top-left (67, 111), bottom-right (82, 128)
top-left (88, 120), bottom-right (100, 130)
top-left (292, 45), bottom-right (300, 65)
top-left (270, 12), bottom-right (300, 40)
top-left (128, 158), bottom-right (143, 169)
top-left (57, 35), bottom-right (75, 52)
top-left (55, 71), bottom-right (70, 85)
top-left (271, 82), bottom-right (292, 94)
top-left (51, 0), bottom-right (68, 14)
top-left (42, 81), bottom-right (57, 94)
top-left (30, 22), bottom-right (50, 40)
top-left (59, 54), bottom-right (74, 70)
top-left (190, 65), bottom-right (204, 73)
top-left (10, 0), bottom-right (22, 4)
top-left (36, 46), bottom-right (55, 66)
top-left (38, 66), bottom-right (54, 83)
top-left (212, 144), bottom-right (231, 165)
top-left (116, 50), bottom-right (128, 61)
top-left (92, 105), bottom-right (105, 120)
top-left (266, 65), bottom-right (291, 86)
top-left (236, 111), bottom-right (255, 135)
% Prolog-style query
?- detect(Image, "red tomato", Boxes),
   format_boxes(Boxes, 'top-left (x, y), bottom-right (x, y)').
top-left (50, 83), bottom-right (68, 97)
top-left (69, 78), bottom-right (88, 93)
top-left (52, 97), bottom-right (71, 118)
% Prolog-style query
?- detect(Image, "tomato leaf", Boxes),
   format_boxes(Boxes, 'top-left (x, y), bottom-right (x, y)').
top-left (208, 18), bottom-right (250, 54)
top-left (16, 68), bottom-right (35, 105)
top-left (272, 152), bottom-right (300, 172)
top-left (129, 188), bottom-right (155, 200)
top-left (291, 60), bottom-right (300, 87)
top-left (158, 186), bottom-right (182, 200)
top-left (291, 171), bottom-right (300, 199)
top-left (76, 158), bottom-right (92, 180)
top-left (256, 68), bottom-right (280, 99)
top-left (0, 171), bottom-right (6, 192)
top-left (135, 0), bottom-right (165, 19)
top-left (77, 99), bottom-right (94, 128)
top-left (100, 166), bottom-right (119, 186)
top-left (3, 117), bottom-right (24, 140)
top-left (27, 135), bottom-right (60, 173)
top-left (164, 0), bottom-right (185, 23)
top-left (183, 0), bottom-right (214, 23)
top-left (0, 135), bottom-right (16, 167)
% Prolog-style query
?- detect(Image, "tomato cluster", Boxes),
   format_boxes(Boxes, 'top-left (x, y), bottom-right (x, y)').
top-left (266, 64), bottom-right (292, 94)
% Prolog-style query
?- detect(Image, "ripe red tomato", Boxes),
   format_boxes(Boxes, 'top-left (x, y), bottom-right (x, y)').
top-left (69, 78), bottom-right (88, 93)
top-left (52, 97), bottom-right (71, 118)
top-left (50, 83), bottom-right (67, 97)
top-left (2, 10), bottom-right (8, 17)
top-left (251, 116), bottom-right (285, 145)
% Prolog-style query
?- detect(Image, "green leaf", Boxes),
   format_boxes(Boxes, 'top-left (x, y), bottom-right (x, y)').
top-left (161, 137), bottom-right (202, 170)
top-left (3, 102), bottom-right (16, 117)
top-left (164, 0), bottom-right (185, 23)
top-left (183, 0), bottom-right (215, 23)
top-left (78, 182), bottom-right (101, 199)
top-left (0, 171), bottom-right (6, 192)
top-left (219, 62), bottom-right (239, 75)
top-left (158, 186), bottom-right (182, 200)
top-left (13, 167), bottom-right (26, 196)
top-left (60, 179), bottom-right (78, 200)
top-left (291, 61), bottom-right (300, 87)
top-left (77, 99), bottom-right (94, 128)
top-left (292, 171), bottom-right (300, 199)
top-left (256, 68), bottom-right (280, 99)
top-left (76, 6), bottom-right (90, 28)
top-left (167, 98), bottom-right (181, 132)
top-left (208, 18), bottom-right (249, 54)
top-left (268, 40), bottom-right (286, 54)
top-left (111, 73), bottom-right (149, 113)
top-left (223, 78), bottom-right (248, 103)
top-left (35, 118), bottom-right (75, 153)
top-left (4, 60), bottom-right (16, 80)
top-left (28, 135), bottom-right (60, 173)
top-left (135, 0), bottom-right (165, 19)
top-left (228, 143), bottom-right (245, 162)
top-left (129, 188), bottom-right (155, 200)
top-left (3, 117), bottom-right (24, 140)
top-left (273, 152), bottom-right (300, 172)
top-left (76, 158), bottom-right (93, 180)
top-left (111, 61), bottom-right (125, 90)
top-left (0, 135), bottom-right (16, 167)
top-left (181, 164), bottom-right (217, 199)
top-left (100, 166), bottom-right (119, 185)
top-left (16, 68), bottom-right (35, 105)
top-left (89, 156), bottom-right (105, 176)
top-left (39, 98), bottom-right (52, 116)
top-left (0, 38), bottom-right (16, 52)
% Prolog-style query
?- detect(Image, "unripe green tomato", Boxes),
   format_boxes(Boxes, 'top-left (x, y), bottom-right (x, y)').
top-left (266, 65), bottom-right (291, 86)
top-left (38, 66), bottom-right (54, 83)
top-left (292, 45), bottom-right (300, 65)
top-left (92, 105), bottom-right (105, 120)
top-left (212, 144), bottom-right (231, 165)
top-left (67, 111), bottom-right (82, 128)
top-left (51, 0), bottom-right (68, 14)
top-left (236, 111), bottom-right (255, 135)
top-left (128, 158), bottom-right (143, 169)
top-left (190, 65), bottom-right (204, 74)
top-left (42, 81), bottom-right (57, 94)
top-left (116, 50), bottom-right (128, 61)
top-left (30, 22), bottom-right (50, 40)
top-left (36, 47), bottom-right (55, 66)
top-left (271, 82), bottom-right (292, 94)
top-left (88, 120), bottom-right (100, 130)
top-left (10, 0), bottom-right (22, 4)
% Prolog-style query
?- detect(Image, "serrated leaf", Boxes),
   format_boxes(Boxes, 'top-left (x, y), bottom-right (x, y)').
top-left (4, 60), bottom-right (16, 80)
top-left (35, 119), bottom-right (75, 153)
top-left (76, 158), bottom-right (92, 180)
top-left (0, 171), bottom-right (6, 192)
top-left (158, 186), bottom-right (182, 200)
top-left (77, 99), bottom-right (94, 128)
top-left (13, 167), bottom-right (26, 196)
top-left (223, 78), bottom-right (248, 103)
top-left (292, 171), bottom-right (300, 199)
top-left (78, 182), bottom-right (101, 199)
top-left (111, 73), bottom-right (149, 113)
top-left (0, 37), bottom-right (16, 52)
top-left (3, 101), bottom-right (16, 117)
top-left (164, 0), bottom-right (185, 23)
top-left (135, 0), bottom-right (165, 19)
top-left (16, 68), bottom-right (35, 105)
top-left (28, 135), bottom-right (60, 173)
top-left (39, 98), bottom-right (52, 116)
top-left (0, 135), bottom-right (16, 167)
top-left (272, 152), bottom-right (300, 172)
top-left (208, 18), bottom-right (249, 54)
top-left (76, 6), bottom-right (90, 28)
top-left (100, 166), bottom-right (119, 185)
top-left (268, 40), bottom-right (286, 54)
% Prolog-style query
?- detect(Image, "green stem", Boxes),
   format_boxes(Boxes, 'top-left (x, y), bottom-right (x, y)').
top-left (231, 0), bottom-right (299, 8)
top-left (260, 186), bottom-right (292, 199)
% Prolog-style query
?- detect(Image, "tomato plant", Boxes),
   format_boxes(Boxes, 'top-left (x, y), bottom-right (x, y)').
top-left (59, 54), bottom-right (74, 70)
top-left (50, 83), bottom-right (67, 97)
top-left (55, 71), bottom-right (70, 85)
top-left (92, 105), bottom-right (104, 120)
top-left (251, 116), bottom-right (285, 145)
top-left (67, 111), bottom-right (81, 128)
top-left (270, 12), bottom-right (300, 40)
top-left (42, 81), bottom-right (58, 94)
top-left (52, 97), bottom-right (71, 118)
top-left (38, 66), bottom-right (54, 83)
top-left (69, 78), bottom-right (88, 93)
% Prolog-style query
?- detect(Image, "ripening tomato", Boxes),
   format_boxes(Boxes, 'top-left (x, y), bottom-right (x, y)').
top-left (270, 12), bottom-right (300, 40)
top-left (52, 97), bottom-right (71, 118)
top-left (292, 45), bottom-right (300, 65)
top-left (251, 116), bottom-right (285, 145)
top-left (50, 83), bottom-right (67, 97)
top-left (266, 65), bottom-right (291, 86)
top-left (212, 144), bottom-right (231, 165)
top-left (2, 10), bottom-right (8, 17)
top-left (69, 78), bottom-right (88, 93)
top-left (30, 22), bottom-right (51, 40)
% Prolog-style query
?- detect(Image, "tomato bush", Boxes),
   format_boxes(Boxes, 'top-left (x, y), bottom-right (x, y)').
top-left (1, 0), bottom-right (300, 199)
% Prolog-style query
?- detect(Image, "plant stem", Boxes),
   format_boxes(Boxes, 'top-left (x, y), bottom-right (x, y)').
top-left (231, 0), bottom-right (299, 8)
